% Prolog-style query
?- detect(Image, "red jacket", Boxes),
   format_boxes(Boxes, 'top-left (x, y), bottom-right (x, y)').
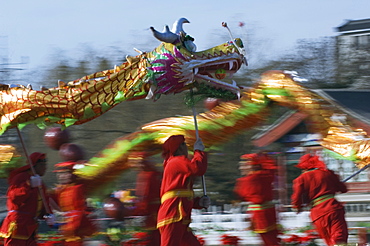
top-left (133, 170), bottom-right (162, 229)
top-left (234, 170), bottom-right (274, 204)
top-left (157, 151), bottom-right (207, 228)
top-left (234, 170), bottom-right (277, 233)
top-left (291, 169), bottom-right (347, 221)
top-left (50, 183), bottom-right (97, 239)
top-left (0, 171), bottom-right (49, 239)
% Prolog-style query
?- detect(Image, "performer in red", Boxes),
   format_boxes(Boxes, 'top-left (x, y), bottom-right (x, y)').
top-left (0, 152), bottom-right (52, 246)
top-left (291, 154), bottom-right (348, 246)
top-left (157, 135), bottom-right (210, 246)
top-left (49, 161), bottom-right (98, 246)
top-left (234, 153), bottom-right (280, 246)
top-left (256, 151), bottom-right (278, 174)
top-left (129, 152), bottom-right (162, 246)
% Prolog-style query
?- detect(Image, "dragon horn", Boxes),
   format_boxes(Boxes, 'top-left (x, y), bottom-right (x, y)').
top-left (150, 25), bottom-right (178, 44)
top-left (171, 17), bottom-right (190, 34)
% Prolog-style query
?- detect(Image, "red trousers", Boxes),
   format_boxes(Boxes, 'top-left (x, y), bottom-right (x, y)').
top-left (148, 229), bottom-right (161, 246)
top-left (313, 209), bottom-right (348, 245)
top-left (259, 229), bottom-right (280, 246)
top-left (4, 237), bottom-right (37, 246)
top-left (159, 221), bottom-right (200, 246)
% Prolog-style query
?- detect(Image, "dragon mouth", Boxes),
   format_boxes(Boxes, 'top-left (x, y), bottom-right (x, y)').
top-left (192, 58), bottom-right (242, 97)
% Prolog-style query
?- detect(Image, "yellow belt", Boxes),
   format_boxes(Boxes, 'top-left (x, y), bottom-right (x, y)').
top-left (161, 189), bottom-right (194, 204)
top-left (312, 194), bottom-right (335, 207)
top-left (247, 201), bottom-right (274, 211)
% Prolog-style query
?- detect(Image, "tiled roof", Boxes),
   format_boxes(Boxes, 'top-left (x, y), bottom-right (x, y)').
top-left (251, 111), bottom-right (308, 147)
top-left (337, 18), bottom-right (370, 33)
top-left (252, 90), bottom-right (370, 147)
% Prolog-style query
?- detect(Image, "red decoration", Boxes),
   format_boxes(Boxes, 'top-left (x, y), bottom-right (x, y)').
top-left (204, 98), bottom-right (222, 110)
top-left (196, 236), bottom-right (206, 245)
top-left (103, 197), bottom-right (128, 221)
top-left (44, 127), bottom-right (70, 150)
top-left (281, 229), bottom-right (320, 245)
top-left (122, 232), bottom-right (151, 245)
top-left (59, 143), bottom-right (85, 161)
top-left (220, 234), bottom-right (241, 245)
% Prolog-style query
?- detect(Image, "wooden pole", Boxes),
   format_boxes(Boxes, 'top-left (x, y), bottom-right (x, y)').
top-left (342, 164), bottom-right (370, 183)
top-left (190, 89), bottom-right (207, 196)
top-left (15, 127), bottom-right (51, 214)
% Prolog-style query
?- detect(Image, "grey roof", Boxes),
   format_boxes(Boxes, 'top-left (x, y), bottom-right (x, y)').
top-left (337, 18), bottom-right (370, 33)
top-left (320, 89), bottom-right (370, 122)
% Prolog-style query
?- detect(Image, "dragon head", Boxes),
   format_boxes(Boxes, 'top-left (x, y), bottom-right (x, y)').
top-left (147, 18), bottom-right (247, 100)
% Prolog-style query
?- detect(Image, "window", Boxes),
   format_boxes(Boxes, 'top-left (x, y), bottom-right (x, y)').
top-left (353, 36), bottom-right (359, 49)
top-left (353, 34), bottom-right (370, 49)
top-left (359, 35), bottom-right (368, 48)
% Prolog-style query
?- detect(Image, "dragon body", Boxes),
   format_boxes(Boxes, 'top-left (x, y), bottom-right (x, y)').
top-left (71, 70), bottom-right (370, 194)
top-left (0, 18), bottom-right (246, 134)
top-left (0, 19), bottom-right (368, 195)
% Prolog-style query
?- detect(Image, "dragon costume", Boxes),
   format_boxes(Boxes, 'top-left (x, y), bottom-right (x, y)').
top-left (0, 19), bottom-right (369, 194)
top-left (0, 18), bottom-right (245, 134)
top-left (74, 70), bottom-right (370, 193)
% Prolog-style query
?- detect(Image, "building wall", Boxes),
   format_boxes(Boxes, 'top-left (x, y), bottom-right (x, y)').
top-left (336, 28), bottom-right (370, 87)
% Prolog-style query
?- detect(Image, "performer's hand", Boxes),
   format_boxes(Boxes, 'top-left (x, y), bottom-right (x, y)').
top-left (44, 214), bottom-right (55, 226)
top-left (194, 138), bottom-right (205, 151)
top-left (199, 195), bottom-right (211, 208)
top-left (30, 175), bottom-right (42, 187)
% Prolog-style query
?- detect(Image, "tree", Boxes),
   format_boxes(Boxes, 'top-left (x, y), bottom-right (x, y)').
top-left (37, 45), bottom-right (125, 88)
top-left (294, 37), bottom-right (338, 88)
top-left (93, 57), bottom-right (112, 72)
top-left (38, 48), bottom-right (75, 88)
top-left (235, 37), bottom-right (339, 89)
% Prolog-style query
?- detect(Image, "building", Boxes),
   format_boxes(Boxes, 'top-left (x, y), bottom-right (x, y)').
top-left (336, 18), bottom-right (370, 88)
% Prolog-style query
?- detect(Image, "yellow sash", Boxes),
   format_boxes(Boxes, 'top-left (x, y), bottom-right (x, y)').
top-left (161, 189), bottom-right (194, 204)
top-left (312, 194), bottom-right (335, 207)
top-left (247, 201), bottom-right (274, 211)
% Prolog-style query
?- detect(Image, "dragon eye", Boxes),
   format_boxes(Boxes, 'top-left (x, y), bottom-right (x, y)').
top-left (234, 38), bottom-right (244, 48)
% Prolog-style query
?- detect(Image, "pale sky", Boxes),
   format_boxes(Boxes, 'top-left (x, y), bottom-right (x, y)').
top-left (1, 0), bottom-right (370, 71)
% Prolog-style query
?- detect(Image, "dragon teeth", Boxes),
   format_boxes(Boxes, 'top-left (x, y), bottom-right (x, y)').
top-left (229, 61), bottom-right (234, 70)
